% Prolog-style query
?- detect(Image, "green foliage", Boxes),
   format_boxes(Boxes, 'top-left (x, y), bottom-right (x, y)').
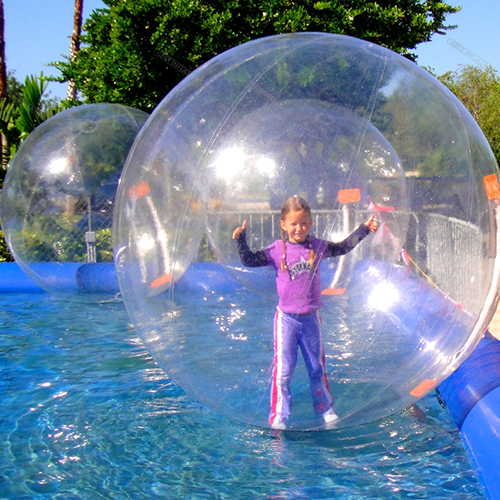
top-left (8, 219), bottom-right (114, 263)
top-left (96, 227), bottom-right (113, 261)
top-left (0, 230), bottom-right (14, 262)
top-left (3, 72), bottom-right (24, 105)
top-left (381, 80), bottom-right (471, 178)
top-left (0, 97), bottom-right (17, 167)
top-left (53, 0), bottom-right (460, 111)
top-left (439, 65), bottom-right (500, 167)
top-left (15, 74), bottom-right (60, 140)
top-left (196, 233), bottom-right (217, 262)
top-left (0, 73), bottom-right (64, 182)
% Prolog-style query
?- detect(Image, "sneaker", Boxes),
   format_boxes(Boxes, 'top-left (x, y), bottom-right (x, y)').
top-left (323, 409), bottom-right (339, 424)
top-left (271, 421), bottom-right (287, 430)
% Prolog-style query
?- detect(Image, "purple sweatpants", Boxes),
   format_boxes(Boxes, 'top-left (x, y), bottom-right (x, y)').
top-left (269, 309), bottom-right (333, 426)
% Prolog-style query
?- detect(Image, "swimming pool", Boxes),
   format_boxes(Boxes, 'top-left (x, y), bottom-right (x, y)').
top-left (0, 292), bottom-right (485, 499)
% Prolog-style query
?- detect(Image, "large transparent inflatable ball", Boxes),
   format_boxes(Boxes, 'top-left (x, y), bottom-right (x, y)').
top-left (1, 104), bottom-right (149, 301)
top-left (114, 33), bottom-right (500, 430)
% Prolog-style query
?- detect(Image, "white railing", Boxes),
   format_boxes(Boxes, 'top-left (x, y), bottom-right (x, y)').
top-left (426, 214), bottom-right (485, 312)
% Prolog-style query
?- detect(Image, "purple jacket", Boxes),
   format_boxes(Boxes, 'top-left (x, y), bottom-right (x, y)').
top-left (236, 224), bottom-right (370, 314)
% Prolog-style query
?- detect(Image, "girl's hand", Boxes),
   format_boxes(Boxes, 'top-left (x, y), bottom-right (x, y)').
top-left (232, 220), bottom-right (247, 240)
top-left (365, 214), bottom-right (378, 233)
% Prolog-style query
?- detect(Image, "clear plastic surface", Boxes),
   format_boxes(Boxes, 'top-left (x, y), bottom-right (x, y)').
top-left (114, 33), bottom-right (500, 430)
top-left (1, 104), bottom-right (149, 301)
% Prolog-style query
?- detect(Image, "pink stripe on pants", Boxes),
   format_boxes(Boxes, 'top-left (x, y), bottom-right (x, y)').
top-left (269, 309), bottom-right (333, 426)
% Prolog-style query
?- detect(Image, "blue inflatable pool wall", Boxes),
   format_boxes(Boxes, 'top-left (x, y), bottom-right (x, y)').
top-left (0, 262), bottom-right (119, 294)
top-left (438, 334), bottom-right (500, 500)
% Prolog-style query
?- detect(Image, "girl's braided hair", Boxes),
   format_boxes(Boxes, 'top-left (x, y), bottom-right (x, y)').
top-left (280, 196), bottom-right (315, 272)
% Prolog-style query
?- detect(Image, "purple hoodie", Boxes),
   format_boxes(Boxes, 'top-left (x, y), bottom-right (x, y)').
top-left (236, 224), bottom-right (370, 314)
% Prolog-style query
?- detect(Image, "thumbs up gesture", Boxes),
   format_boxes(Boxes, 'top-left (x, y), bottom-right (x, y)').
top-left (232, 220), bottom-right (247, 240)
top-left (365, 214), bottom-right (378, 233)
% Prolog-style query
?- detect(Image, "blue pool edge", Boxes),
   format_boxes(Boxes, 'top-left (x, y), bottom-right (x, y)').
top-left (438, 333), bottom-right (500, 500)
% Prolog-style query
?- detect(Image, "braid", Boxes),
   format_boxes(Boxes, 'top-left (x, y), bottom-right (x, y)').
top-left (281, 227), bottom-right (287, 271)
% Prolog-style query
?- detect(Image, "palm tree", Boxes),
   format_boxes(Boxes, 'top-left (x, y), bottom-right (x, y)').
top-left (67, 0), bottom-right (83, 100)
top-left (0, 73), bottom-right (61, 183)
top-left (0, 0), bottom-right (8, 168)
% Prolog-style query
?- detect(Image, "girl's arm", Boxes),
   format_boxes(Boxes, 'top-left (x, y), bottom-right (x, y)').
top-left (326, 214), bottom-right (378, 257)
top-left (233, 220), bottom-right (269, 267)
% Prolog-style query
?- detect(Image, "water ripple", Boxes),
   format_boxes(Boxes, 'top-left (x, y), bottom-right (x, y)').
top-left (0, 293), bottom-right (485, 499)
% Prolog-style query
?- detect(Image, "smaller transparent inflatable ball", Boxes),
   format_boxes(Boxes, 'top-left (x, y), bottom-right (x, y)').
top-left (1, 104), bottom-right (149, 301)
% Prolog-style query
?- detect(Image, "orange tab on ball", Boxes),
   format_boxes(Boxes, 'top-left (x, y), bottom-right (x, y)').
top-left (337, 188), bottom-right (361, 204)
top-left (484, 173), bottom-right (500, 200)
top-left (128, 180), bottom-right (151, 200)
top-left (321, 288), bottom-right (346, 296)
top-left (150, 273), bottom-right (173, 289)
top-left (410, 379), bottom-right (437, 398)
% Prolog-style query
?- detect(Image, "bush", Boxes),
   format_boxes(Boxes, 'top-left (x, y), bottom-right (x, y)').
top-left (0, 230), bottom-right (14, 262)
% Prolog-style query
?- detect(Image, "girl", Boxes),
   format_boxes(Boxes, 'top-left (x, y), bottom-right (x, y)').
top-left (232, 196), bottom-right (378, 429)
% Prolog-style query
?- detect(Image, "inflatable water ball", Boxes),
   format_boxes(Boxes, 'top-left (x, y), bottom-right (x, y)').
top-left (1, 104), bottom-right (149, 301)
top-left (114, 33), bottom-right (500, 430)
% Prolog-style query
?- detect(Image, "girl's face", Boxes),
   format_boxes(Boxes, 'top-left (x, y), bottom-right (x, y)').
top-left (281, 209), bottom-right (312, 244)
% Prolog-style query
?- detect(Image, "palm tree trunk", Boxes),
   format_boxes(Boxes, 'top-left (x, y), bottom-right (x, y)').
top-left (67, 0), bottom-right (83, 101)
top-left (0, 0), bottom-right (7, 169)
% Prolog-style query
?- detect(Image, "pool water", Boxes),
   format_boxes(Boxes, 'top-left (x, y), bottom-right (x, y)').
top-left (0, 293), bottom-right (485, 499)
